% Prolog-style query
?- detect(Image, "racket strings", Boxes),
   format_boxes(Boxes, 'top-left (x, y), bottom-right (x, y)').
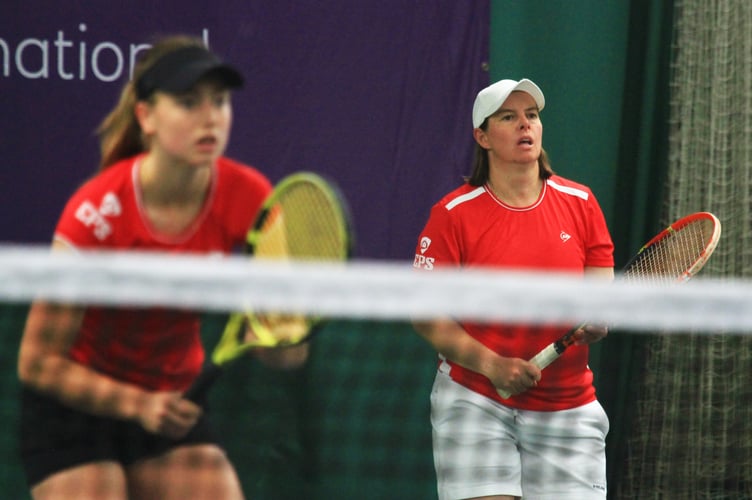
top-left (265, 184), bottom-right (346, 260)
top-left (252, 178), bottom-right (350, 342)
top-left (624, 219), bottom-right (715, 283)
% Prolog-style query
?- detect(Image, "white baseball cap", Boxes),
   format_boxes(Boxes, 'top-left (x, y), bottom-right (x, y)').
top-left (472, 78), bottom-right (545, 128)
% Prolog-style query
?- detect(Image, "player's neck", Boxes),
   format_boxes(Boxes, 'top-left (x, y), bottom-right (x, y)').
top-left (486, 163), bottom-right (543, 207)
top-left (137, 156), bottom-right (213, 236)
top-left (139, 154), bottom-right (212, 207)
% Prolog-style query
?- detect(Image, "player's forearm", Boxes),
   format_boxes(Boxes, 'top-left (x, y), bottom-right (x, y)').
top-left (412, 318), bottom-right (500, 378)
top-left (18, 350), bottom-right (147, 422)
top-left (413, 318), bottom-right (542, 396)
top-left (18, 302), bottom-right (147, 422)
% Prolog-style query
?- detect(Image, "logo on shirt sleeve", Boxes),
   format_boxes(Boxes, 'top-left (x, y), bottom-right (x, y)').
top-left (74, 191), bottom-right (122, 241)
top-left (419, 236), bottom-right (431, 253)
top-left (99, 192), bottom-right (122, 217)
top-left (413, 236), bottom-right (435, 270)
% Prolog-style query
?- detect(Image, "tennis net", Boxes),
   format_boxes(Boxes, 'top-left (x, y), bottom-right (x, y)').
top-left (1, 245), bottom-right (751, 499)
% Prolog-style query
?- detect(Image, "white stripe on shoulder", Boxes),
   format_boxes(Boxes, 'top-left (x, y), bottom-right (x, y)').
top-left (445, 186), bottom-right (486, 211)
top-left (546, 179), bottom-right (589, 201)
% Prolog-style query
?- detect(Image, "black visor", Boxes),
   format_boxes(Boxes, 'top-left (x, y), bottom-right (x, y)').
top-left (135, 46), bottom-right (244, 100)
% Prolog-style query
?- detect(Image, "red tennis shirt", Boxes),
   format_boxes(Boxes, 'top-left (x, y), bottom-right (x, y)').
top-left (54, 155), bottom-right (272, 391)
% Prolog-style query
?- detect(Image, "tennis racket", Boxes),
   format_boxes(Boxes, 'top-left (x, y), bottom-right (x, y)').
top-left (497, 211), bottom-right (721, 399)
top-left (185, 171), bottom-right (353, 402)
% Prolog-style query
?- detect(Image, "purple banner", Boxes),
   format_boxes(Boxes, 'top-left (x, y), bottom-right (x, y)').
top-left (1, 1), bottom-right (488, 259)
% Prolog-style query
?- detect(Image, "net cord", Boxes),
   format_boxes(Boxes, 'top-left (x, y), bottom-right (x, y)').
top-left (0, 245), bottom-right (747, 333)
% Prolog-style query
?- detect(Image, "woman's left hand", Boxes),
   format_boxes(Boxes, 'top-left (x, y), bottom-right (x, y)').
top-left (573, 324), bottom-right (609, 345)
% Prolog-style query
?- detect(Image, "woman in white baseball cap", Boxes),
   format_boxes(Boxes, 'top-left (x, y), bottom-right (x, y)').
top-left (413, 79), bottom-right (614, 499)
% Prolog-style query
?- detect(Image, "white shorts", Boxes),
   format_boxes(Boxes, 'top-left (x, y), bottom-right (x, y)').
top-left (430, 371), bottom-right (608, 500)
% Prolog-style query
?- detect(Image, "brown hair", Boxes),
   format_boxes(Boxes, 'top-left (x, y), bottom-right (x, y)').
top-left (466, 117), bottom-right (555, 186)
top-left (95, 35), bottom-right (206, 170)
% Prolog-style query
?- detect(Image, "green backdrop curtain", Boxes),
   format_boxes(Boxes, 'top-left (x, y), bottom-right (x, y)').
top-left (488, 1), bottom-right (674, 493)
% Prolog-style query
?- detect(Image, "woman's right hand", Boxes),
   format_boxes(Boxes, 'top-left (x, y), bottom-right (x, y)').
top-left (412, 318), bottom-right (542, 397)
top-left (489, 356), bottom-right (541, 397)
top-left (138, 391), bottom-right (203, 439)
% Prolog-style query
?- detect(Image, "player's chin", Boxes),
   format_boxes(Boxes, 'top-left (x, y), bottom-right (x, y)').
top-left (192, 153), bottom-right (222, 167)
top-left (190, 145), bottom-right (225, 164)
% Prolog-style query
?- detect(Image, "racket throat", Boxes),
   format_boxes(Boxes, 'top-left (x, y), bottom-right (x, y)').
top-left (184, 363), bottom-right (225, 403)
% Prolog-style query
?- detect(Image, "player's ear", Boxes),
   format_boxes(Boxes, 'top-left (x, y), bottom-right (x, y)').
top-left (134, 100), bottom-right (155, 135)
top-left (473, 127), bottom-right (489, 150)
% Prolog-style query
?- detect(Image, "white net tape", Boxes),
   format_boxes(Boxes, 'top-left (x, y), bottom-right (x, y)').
top-left (0, 245), bottom-right (748, 334)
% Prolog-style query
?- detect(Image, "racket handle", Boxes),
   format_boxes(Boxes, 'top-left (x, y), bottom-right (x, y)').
top-left (184, 364), bottom-right (224, 403)
top-left (529, 342), bottom-right (565, 370)
top-left (496, 325), bottom-right (581, 399)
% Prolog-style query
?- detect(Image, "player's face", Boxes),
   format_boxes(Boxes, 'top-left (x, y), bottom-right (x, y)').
top-left (476, 91), bottom-right (542, 166)
top-left (140, 79), bottom-right (233, 167)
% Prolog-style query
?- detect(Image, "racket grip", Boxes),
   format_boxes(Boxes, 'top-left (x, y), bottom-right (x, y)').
top-left (184, 364), bottom-right (224, 403)
top-left (495, 343), bottom-right (564, 399)
top-left (496, 324), bottom-right (585, 399)
top-left (529, 342), bottom-right (564, 370)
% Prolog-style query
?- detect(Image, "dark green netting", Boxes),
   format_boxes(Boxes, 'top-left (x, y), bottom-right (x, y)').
top-left (1, 307), bottom-right (438, 499)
